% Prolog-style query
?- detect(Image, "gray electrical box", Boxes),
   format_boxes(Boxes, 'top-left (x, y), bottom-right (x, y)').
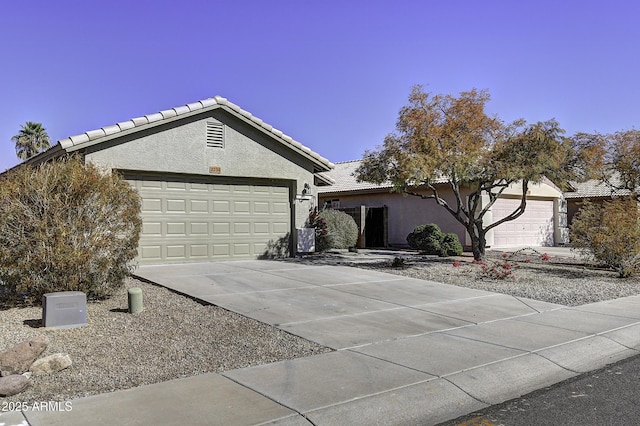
top-left (297, 227), bottom-right (315, 253)
top-left (42, 291), bottom-right (87, 329)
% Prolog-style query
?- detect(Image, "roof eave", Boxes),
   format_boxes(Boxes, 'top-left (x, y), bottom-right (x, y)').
top-left (318, 186), bottom-right (396, 196)
top-left (314, 172), bottom-right (335, 186)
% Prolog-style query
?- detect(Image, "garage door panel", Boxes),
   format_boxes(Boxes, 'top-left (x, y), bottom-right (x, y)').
top-left (233, 243), bottom-right (251, 255)
top-left (212, 244), bottom-right (230, 256)
top-left (233, 223), bottom-right (251, 234)
top-left (142, 222), bottom-right (162, 236)
top-left (128, 175), bottom-right (291, 263)
top-left (254, 202), bottom-right (270, 213)
top-left (190, 200), bottom-right (209, 212)
top-left (142, 198), bottom-right (162, 212)
top-left (140, 245), bottom-right (162, 260)
top-left (273, 222), bottom-right (290, 234)
top-left (166, 181), bottom-right (187, 190)
top-left (190, 222), bottom-right (209, 235)
top-left (233, 201), bottom-right (250, 213)
top-left (273, 202), bottom-right (289, 214)
top-left (212, 222), bottom-right (230, 235)
top-left (140, 180), bottom-right (162, 189)
top-left (166, 245), bottom-right (187, 259)
top-left (190, 183), bottom-right (208, 191)
top-left (213, 200), bottom-right (230, 213)
top-left (166, 223), bottom-right (187, 235)
top-left (166, 199), bottom-right (186, 212)
top-left (190, 245), bottom-right (209, 258)
top-left (254, 222), bottom-right (270, 234)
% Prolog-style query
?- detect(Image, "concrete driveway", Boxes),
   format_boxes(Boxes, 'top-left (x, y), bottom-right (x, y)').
top-left (134, 260), bottom-right (559, 349)
top-left (124, 259), bottom-right (640, 425)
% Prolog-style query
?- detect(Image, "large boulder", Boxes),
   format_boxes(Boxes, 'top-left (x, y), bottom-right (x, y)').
top-left (30, 353), bottom-right (72, 376)
top-left (0, 335), bottom-right (48, 376)
top-left (0, 374), bottom-right (29, 397)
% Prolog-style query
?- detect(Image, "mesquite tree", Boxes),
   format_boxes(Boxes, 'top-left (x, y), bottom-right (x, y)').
top-left (355, 86), bottom-right (571, 260)
top-left (571, 129), bottom-right (640, 197)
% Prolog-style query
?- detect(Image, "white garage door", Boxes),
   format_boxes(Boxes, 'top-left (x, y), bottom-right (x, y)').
top-left (492, 198), bottom-right (554, 247)
top-left (126, 174), bottom-right (291, 263)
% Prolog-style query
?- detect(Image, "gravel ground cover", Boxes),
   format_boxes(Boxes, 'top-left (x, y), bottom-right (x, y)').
top-left (2, 248), bottom-right (639, 406)
top-left (0, 278), bottom-right (331, 405)
top-left (318, 249), bottom-right (640, 307)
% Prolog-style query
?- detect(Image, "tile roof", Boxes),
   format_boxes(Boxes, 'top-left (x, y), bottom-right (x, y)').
top-left (317, 160), bottom-right (450, 194)
top-left (320, 160), bottom-right (618, 200)
top-left (564, 176), bottom-right (632, 199)
top-left (57, 96), bottom-right (334, 172)
top-left (316, 160), bottom-right (393, 194)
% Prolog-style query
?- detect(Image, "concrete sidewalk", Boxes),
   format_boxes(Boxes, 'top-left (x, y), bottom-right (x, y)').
top-left (5, 259), bottom-right (640, 426)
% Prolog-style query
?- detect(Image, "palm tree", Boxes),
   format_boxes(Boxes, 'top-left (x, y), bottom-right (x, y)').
top-left (11, 121), bottom-right (51, 160)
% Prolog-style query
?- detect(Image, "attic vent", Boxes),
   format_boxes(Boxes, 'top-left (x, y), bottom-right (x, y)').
top-left (206, 122), bottom-right (225, 148)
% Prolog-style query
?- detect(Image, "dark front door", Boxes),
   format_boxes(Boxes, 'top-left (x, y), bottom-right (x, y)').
top-left (364, 207), bottom-right (385, 248)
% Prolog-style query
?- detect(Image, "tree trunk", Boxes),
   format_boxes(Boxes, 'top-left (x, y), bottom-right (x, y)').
top-left (469, 225), bottom-right (487, 261)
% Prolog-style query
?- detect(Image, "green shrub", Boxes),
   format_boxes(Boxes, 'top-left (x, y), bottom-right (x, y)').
top-left (0, 157), bottom-right (142, 306)
top-left (314, 209), bottom-right (358, 251)
top-left (407, 224), bottom-right (462, 257)
top-left (441, 233), bottom-right (463, 256)
top-left (407, 224), bottom-right (443, 254)
top-left (570, 198), bottom-right (640, 278)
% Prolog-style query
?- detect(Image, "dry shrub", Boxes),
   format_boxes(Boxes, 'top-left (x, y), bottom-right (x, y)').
top-left (570, 197), bottom-right (640, 277)
top-left (0, 157), bottom-right (141, 306)
top-left (316, 209), bottom-right (358, 251)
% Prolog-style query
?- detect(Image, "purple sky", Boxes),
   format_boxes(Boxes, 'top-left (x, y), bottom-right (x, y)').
top-left (1, 0), bottom-right (639, 172)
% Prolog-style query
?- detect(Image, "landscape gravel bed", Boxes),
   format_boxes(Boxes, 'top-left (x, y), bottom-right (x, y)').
top-left (332, 249), bottom-right (640, 306)
top-left (0, 278), bottom-right (331, 405)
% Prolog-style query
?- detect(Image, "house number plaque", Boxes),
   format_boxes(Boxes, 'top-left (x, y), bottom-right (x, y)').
top-left (209, 166), bottom-right (222, 174)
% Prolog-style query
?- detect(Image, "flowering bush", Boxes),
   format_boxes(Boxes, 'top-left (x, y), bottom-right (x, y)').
top-left (451, 249), bottom-right (552, 280)
top-left (307, 208), bottom-right (329, 252)
top-left (481, 259), bottom-right (514, 279)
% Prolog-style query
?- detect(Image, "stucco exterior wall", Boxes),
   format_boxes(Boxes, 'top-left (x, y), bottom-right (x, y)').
top-left (320, 181), bottom-right (564, 248)
top-left (84, 110), bottom-right (318, 230)
top-left (501, 180), bottom-right (564, 198)
top-left (320, 188), bottom-right (470, 247)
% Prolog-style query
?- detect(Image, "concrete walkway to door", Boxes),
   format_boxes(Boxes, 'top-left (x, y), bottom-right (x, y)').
top-left (16, 259), bottom-right (640, 426)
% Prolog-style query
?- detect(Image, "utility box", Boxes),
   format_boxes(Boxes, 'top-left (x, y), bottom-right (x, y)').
top-left (297, 227), bottom-right (315, 253)
top-left (42, 291), bottom-right (87, 329)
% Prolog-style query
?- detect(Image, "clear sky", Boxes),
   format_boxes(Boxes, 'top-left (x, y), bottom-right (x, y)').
top-left (1, 0), bottom-right (638, 172)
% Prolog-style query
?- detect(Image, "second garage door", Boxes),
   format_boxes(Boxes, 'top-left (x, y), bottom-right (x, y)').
top-left (492, 198), bottom-right (554, 247)
top-left (126, 174), bottom-right (291, 263)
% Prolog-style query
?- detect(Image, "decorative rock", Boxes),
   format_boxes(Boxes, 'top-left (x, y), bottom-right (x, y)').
top-left (0, 374), bottom-right (30, 397)
top-left (0, 335), bottom-right (48, 376)
top-left (30, 353), bottom-right (72, 376)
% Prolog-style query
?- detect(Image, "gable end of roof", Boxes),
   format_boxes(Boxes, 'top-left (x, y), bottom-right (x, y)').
top-left (58, 96), bottom-right (334, 172)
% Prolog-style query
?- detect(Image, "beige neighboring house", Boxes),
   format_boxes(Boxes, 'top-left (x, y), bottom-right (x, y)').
top-left (563, 177), bottom-right (632, 225)
top-left (317, 160), bottom-right (569, 249)
top-left (24, 96), bottom-right (334, 264)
